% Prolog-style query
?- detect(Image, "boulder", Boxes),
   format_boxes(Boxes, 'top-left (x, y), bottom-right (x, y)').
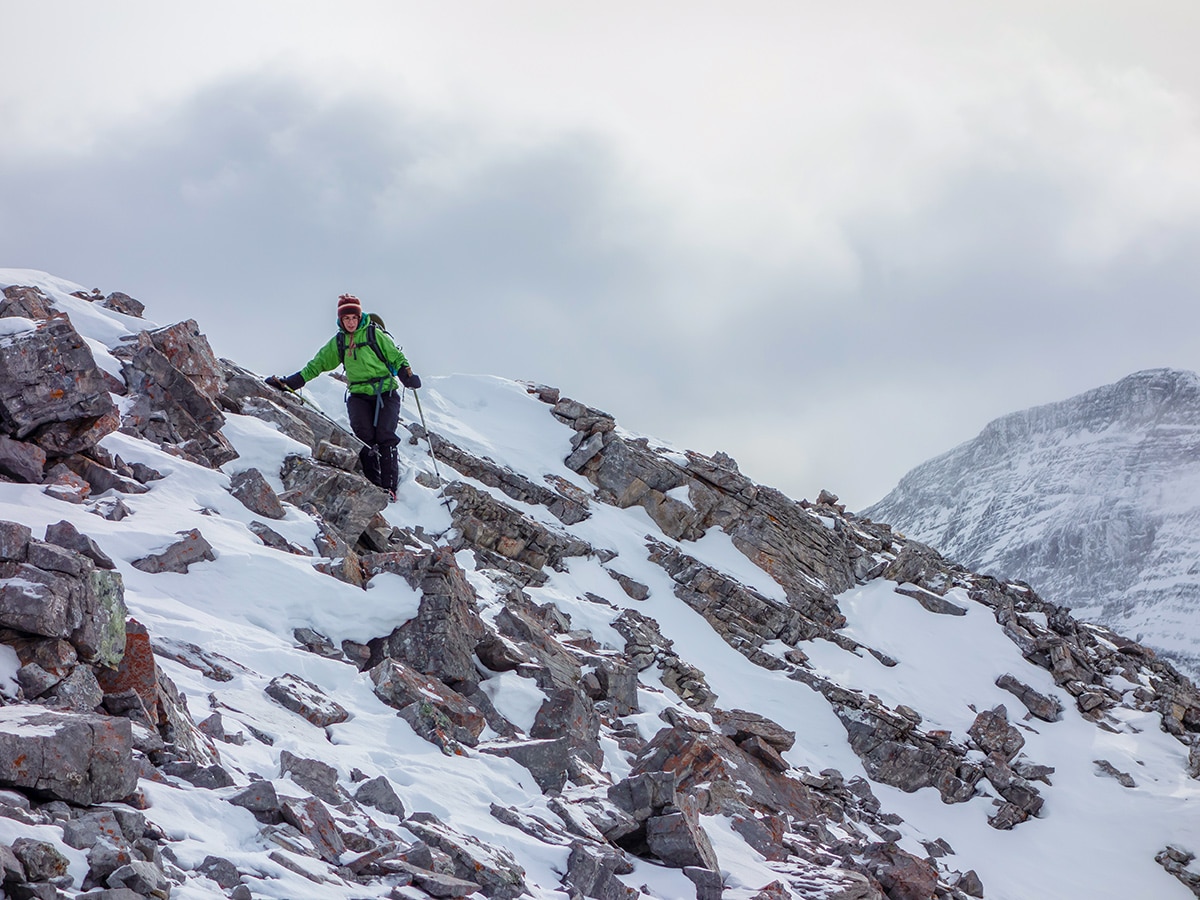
top-left (116, 334), bottom-right (237, 468)
top-left (264, 673), bottom-right (349, 727)
top-left (132, 529), bottom-right (216, 574)
top-left (0, 706), bottom-right (136, 805)
top-left (0, 317), bottom-right (118, 455)
top-left (370, 659), bottom-right (486, 752)
top-left (229, 468), bottom-right (285, 520)
top-left (280, 455), bottom-right (387, 544)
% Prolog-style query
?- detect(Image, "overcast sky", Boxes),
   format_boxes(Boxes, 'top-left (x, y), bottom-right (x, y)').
top-left (3, 1), bottom-right (1198, 509)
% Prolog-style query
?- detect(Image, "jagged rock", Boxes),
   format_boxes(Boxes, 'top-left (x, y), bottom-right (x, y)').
top-left (106, 859), bottom-right (170, 898)
top-left (264, 673), bottom-right (349, 727)
top-left (714, 708), bottom-right (796, 752)
top-left (447, 481), bottom-right (593, 576)
top-left (141, 319), bottom-right (224, 400)
top-left (1, 285), bottom-right (54, 318)
top-left (0, 434), bottom-right (46, 483)
top-left (354, 775), bottom-right (407, 818)
top-left (481, 738), bottom-right (573, 794)
top-left (61, 454), bottom-right (149, 496)
top-left (42, 463), bottom-right (92, 502)
top-left (645, 796), bottom-right (719, 870)
top-left (863, 843), bottom-right (939, 900)
top-left (405, 812), bottom-right (528, 899)
top-left (87, 838), bottom-right (134, 886)
top-left (131, 528), bottom-right (215, 574)
top-left (280, 795), bottom-right (345, 864)
top-left (370, 659), bottom-right (486, 752)
top-left (44, 520), bottom-right (116, 570)
top-left (11, 837), bottom-right (70, 882)
top-left (426, 430), bottom-right (590, 525)
top-left (1157, 846), bottom-right (1200, 898)
top-left (116, 331), bottom-right (237, 468)
top-left (16, 662), bottom-right (61, 698)
top-left (280, 454), bottom-right (387, 544)
top-left (364, 547), bottom-right (486, 691)
top-left (195, 855), bottom-right (240, 889)
top-left (968, 705), bottom-right (1024, 762)
top-left (563, 843), bottom-right (638, 900)
top-left (0, 316), bottom-right (119, 456)
top-left (229, 468), bottom-right (285, 519)
top-left (220, 362), bottom-right (364, 456)
top-left (0, 545), bottom-right (127, 666)
top-left (227, 780), bottom-right (282, 823)
top-left (279, 750), bottom-right (345, 805)
top-left (63, 810), bottom-right (125, 850)
top-left (0, 706), bottom-right (136, 804)
top-left (101, 291), bottom-right (146, 317)
top-left (1094, 759), bottom-right (1137, 788)
top-left (835, 703), bottom-right (978, 803)
top-left (894, 583), bottom-right (967, 615)
top-left (249, 521), bottom-right (312, 556)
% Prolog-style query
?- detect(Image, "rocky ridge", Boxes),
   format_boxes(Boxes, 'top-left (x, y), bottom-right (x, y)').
top-left (0, 278), bottom-right (1196, 898)
top-left (864, 368), bottom-right (1200, 678)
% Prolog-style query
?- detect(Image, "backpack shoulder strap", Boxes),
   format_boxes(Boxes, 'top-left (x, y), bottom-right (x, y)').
top-left (336, 331), bottom-right (346, 365)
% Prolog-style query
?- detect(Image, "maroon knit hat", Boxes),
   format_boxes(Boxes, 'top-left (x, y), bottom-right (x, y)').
top-left (337, 294), bottom-right (362, 318)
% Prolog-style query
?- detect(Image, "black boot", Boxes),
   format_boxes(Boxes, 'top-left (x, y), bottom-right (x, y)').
top-left (359, 444), bottom-right (382, 487)
top-left (380, 444), bottom-right (400, 498)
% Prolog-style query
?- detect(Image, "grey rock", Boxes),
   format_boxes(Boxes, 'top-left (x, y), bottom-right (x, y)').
top-left (132, 528), bottom-right (215, 574)
top-left (196, 855), bottom-right (241, 889)
top-left (0, 708), bottom-right (136, 805)
top-left (645, 801), bottom-right (719, 871)
top-left (564, 843), bottom-right (639, 900)
top-left (249, 521), bottom-right (312, 556)
top-left (106, 859), bottom-right (170, 898)
top-left (480, 738), bottom-right (572, 794)
top-left (11, 837), bottom-right (70, 882)
top-left (229, 468), bottom-right (285, 519)
top-left (280, 454), bottom-right (387, 544)
top-left (0, 434), bottom-right (46, 483)
top-left (279, 750), bottom-right (344, 805)
top-left (264, 673), bottom-right (349, 727)
top-left (353, 775), bottom-right (407, 818)
top-left (0, 316), bottom-right (119, 455)
top-left (87, 838), bottom-right (133, 884)
top-left (995, 673), bottom-right (1063, 722)
top-left (44, 520), bottom-right (116, 570)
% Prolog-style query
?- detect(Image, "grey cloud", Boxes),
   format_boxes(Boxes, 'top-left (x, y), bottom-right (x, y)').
top-left (2, 71), bottom-right (1199, 512)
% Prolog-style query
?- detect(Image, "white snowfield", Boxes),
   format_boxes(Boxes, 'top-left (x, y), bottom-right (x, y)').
top-left (0, 268), bottom-right (1197, 899)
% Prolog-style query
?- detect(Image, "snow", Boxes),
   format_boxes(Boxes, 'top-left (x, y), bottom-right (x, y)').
top-left (0, 268), bottom-right (1196, 898)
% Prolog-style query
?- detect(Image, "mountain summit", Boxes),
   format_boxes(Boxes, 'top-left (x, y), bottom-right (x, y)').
top-left (865, 368), bottom-right (1200, 677)
top-left (0, 271), bottom-right (1197, 899)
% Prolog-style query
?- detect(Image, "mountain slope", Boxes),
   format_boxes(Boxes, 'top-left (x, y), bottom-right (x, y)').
top-left (0, 270), bottom-right (1197, 900)
top-left (864, 368), bottom-right (1200, 678)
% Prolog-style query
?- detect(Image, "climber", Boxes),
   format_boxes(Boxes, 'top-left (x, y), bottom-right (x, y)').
top-left (267, 293), bottom-right (421, 501)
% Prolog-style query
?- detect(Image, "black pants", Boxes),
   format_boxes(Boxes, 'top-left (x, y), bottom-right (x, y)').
top-left (347, 390), bottom-right (402, 492)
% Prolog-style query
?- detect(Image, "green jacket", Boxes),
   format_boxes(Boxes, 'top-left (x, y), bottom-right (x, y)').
top-left (300, 316), bottom-right (411, 395)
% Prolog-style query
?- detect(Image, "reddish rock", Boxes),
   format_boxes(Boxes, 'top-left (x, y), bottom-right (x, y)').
top-left (96, 619), bottom-right (160, 726)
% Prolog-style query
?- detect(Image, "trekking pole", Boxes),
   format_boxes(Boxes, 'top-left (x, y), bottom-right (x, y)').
top-left (412, 389), bottom-right (455, 521)
top-left (412, 389), bottom-right (444, 484)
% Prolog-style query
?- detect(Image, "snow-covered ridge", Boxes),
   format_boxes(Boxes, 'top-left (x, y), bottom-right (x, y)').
top-left (0, 269), bottom-right (1197, 900)
top-left (865, 367), bottom-right (1200, 679)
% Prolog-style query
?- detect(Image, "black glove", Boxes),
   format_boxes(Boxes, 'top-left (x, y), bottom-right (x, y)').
top-left (266, 373), bottom-right (305, 391)
top-left (399, 369), bottom-right (421, 389)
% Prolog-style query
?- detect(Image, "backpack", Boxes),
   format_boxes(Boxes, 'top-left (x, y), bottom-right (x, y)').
top-left (336, 313), bottom-right (397, 375)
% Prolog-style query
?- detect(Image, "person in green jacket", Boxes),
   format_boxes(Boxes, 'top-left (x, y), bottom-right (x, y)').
top-left (268, 293), bottom-right (421, 499)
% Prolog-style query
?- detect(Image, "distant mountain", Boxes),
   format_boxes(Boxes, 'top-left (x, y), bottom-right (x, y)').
top-left (865, 368), bottom-right (1200, 677)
